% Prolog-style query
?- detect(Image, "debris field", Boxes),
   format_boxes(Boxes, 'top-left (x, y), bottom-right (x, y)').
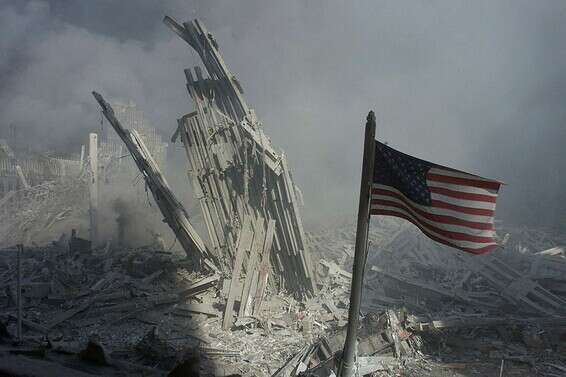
top-left (0, 14), bottom-right (565, 377)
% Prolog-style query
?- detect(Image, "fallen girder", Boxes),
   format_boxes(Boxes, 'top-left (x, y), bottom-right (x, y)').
top-left (92, 92), bottom-right (218, 271)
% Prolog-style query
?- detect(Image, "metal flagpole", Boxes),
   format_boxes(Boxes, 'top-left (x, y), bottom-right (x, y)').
top-left (16, 244), bottom-right (23, 342)
top-left (338, 111), bottom-right (377, 377)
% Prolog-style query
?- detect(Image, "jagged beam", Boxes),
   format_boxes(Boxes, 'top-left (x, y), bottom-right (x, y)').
top-left (92, 91), bottom-right (219, 271)
top-left (163, 16), bottom-right (250, 120)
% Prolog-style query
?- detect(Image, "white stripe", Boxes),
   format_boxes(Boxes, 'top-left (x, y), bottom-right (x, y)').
top-left (372, 196), bottom-right (495, 236)
top-left (372, 184), bottom-right (495, 222)
top-left (371, 204), bottom-right (497, 250)
top-left (372, 192), bottom-right (495, 225)
top-left (429, 192), bottom-right (497, 210)
top-left (429, 167), bottom-right (499, 183)
top-left (426, 180), bottom-right (499, 197)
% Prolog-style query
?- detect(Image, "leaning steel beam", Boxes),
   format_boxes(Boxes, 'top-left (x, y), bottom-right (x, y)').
top-left (92, 91), bottom-right (218, 271)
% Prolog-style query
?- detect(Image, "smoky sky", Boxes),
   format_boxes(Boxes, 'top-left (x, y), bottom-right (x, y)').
top-left (1, 0), bottom-right (565, 230)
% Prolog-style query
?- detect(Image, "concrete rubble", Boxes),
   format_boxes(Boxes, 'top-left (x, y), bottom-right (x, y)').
top-left (0, 218), bottom-right (565, 376)
top-left (299, 219), bottom-right (566, 376)
top-left (0, 171), bottom-right (88, 249)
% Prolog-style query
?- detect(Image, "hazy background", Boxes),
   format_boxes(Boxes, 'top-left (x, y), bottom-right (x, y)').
top-left (1, 0), bottom-right (565, 230)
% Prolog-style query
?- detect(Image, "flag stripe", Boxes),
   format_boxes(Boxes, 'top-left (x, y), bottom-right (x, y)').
top-left (371, 196), bottom-right (494, 231)
top-left (371, 207), bottom-right (496, 248)
top-left (427, 180), bottom-right (499, 195)
top-left (372, 209), bottom-right (498, 254)
top-left (427, 173), bottom-right (501, 190)
top-left (372, 185), bottom-right (496, 218)
top-left (429, 167), bottom-right (501, 184)
top-left (429, 191), bottom-right (496, 210)
top-left (428, 186), bottom-right (497, 202)
top-left (371, 202), bottom-right (495, 242)
top-left (432, 199), bottom-right (494, 216)
top-left (372, 189), bottom-right (497, 228)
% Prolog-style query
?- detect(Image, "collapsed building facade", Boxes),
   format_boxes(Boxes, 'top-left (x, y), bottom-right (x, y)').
top-left (0, 138), bottom-right (86, 247)
top-left (91, 16), bottom-right (318, 330)
top-left (0, 138), bottom-right (83, 195)
top-left (164, 18), bottom-right (317, 304)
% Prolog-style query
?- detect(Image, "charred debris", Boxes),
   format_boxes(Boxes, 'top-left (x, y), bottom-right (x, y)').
top-left (0, 16), bottom-right (566, 377)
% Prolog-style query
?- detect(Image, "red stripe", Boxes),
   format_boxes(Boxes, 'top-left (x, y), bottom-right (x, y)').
top-left (427, 173), bottom-right (501, 190)
top-left (372, 187), bottom-right (495, 217)
top-left (428, 186), bottom-right (497, 203)
top-left (433, 166), bottom-right (497, 180)
top-left (372, 198), bottom-right (494, 230)
top-left (432, 199), bottom-right (494, 216)
top-left (370, 205), bottom-right (495, 243)
top-left (371, 209), bottom-right (497, 254)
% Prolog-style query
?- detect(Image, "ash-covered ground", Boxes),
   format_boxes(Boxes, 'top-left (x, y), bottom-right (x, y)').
top-left (1, 212), bottom-right (565, 376)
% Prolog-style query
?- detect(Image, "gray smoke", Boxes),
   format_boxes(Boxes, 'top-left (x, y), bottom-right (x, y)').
top-left (1, 1), bottom-right (565, 230)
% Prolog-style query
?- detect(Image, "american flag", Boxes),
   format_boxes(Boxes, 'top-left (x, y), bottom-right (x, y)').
top-left (370, 141), bottom-right (502, 254)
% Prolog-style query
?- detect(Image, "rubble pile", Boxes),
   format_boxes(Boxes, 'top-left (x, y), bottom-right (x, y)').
top-left (0, 233), bottom-right (337, 376)
top-left (301, 218), bottom-right (566, 376)
top-left (1, 13), bottom-right (565, 377)
top-left (0, 179), bottom-right (88, 248)
top-left (0, 219), bottom-right (564, 376)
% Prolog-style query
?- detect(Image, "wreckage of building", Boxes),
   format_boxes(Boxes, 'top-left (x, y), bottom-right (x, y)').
top-left (88, 16), bottom-right (317, 330)
top-left (164, 18), bottom-right (317, 301)
top-left (2, 14), bottom-right (566, 377)
top-left (0, 137), bottom-right (86, 247)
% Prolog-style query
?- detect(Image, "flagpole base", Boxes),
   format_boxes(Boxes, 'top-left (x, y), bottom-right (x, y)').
top-left (337, 354), bottom-right (356, 377)
top-left (337, 364), bottom-right (354, 377)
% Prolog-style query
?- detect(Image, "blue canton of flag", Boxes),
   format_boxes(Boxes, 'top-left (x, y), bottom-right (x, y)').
top-left (374, 142), bottom-right (432, 206)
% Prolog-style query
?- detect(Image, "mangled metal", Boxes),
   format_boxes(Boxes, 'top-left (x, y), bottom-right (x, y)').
top-left (164, 17), bottom-right (317, 304)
